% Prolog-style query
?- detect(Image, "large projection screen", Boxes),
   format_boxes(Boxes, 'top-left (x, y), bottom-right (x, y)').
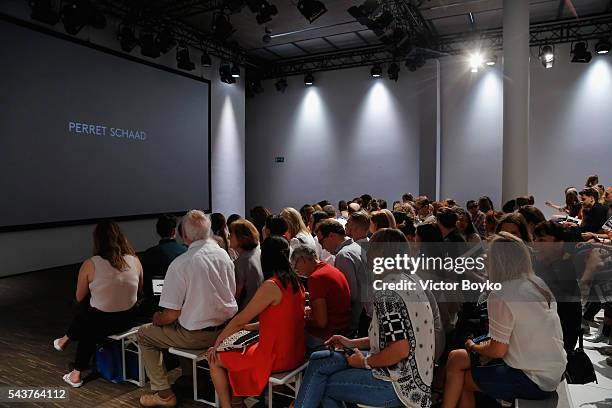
top-left (0, 17), bottom-right (211, 230)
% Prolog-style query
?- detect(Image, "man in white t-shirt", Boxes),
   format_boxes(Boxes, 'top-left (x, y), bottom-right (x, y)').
top-left (138, 210), bottom-right (238, 407)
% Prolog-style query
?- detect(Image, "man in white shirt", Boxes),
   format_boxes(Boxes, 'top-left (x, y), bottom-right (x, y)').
top-left (138, 210), bottom-right (238, 407)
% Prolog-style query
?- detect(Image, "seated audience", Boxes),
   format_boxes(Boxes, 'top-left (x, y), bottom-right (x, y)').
top-left (207, 236), bottom-right (305, 408)
top-left (456, 208), bottom-right (481, 243)
top-left (54, 221), bottom-right (142, 388)
top-left (369, 209), bottom-right (396, 233)
top-left (516, 195), bottom-right (531, 208)
top-left (317, 219), bottom-right (368, 335)
top-left (249, 206), bottom-right (270, 243)
top-left (545, 186), bottom-right (581, 218)
top-left (262, 214), bottom-right (289, 239)
top-left (309, 210), bottom-right (335, 264)
top-left (360, 194), bottom-right (373, 210)
top-left (502, 199), bottom-right (517, 213)
top-left (300, 204), bottom-right (316, 227)
top-left (585, 174), bottom-right (599, 188)
top-left (137, 210), bottom-right (237, 407)
top-left (346, 210), bottom-right (371, 244)
top-left (295, 228), bottom-right (434, 408)
top-left (495, 212), bottom-right (532, 242)
top-left (230, 219), bottom-right (264, 312)
top-left (281, 207), bottom-right (317, 253)
top-left (211, 212), bottom-right (236, 259)
top-left (415, 196), bottom-right (436, 225)
top-left (227, 213), bottom-right (242, 227)
top-left (437, 207), bottom-right (466, 243)
top-left (140, 215), bottom-right (187, 313)
top-left (485, 210), bottom-right (503, 239)
top-left (575, 187), bottom-right (609, 233)
top-left (442, 232), bottom-right (567, 407)
top-left (290, 244), bottom-right (351, 348)
top-left (466, 200), bottom-right (486, 238)
top-left (518, 205), bottom-right (546, 237)
top-left (478, 196), bottom-right (494, 213)
top-left (348, 201), bottom-right (361, 214)
top-left (402, 192), bottom-right (414, 203)
top-left (337, 200), bottom-right (349, 224)
top-left (533, 221), bottom-right (581, 351)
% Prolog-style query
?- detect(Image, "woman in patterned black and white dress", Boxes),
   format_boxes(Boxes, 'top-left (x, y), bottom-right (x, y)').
top-left (295, 228), bottom-right (435, 408)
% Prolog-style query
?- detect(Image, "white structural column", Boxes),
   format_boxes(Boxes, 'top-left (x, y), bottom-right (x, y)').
top-left (502, 0), bottom-right (530, 204)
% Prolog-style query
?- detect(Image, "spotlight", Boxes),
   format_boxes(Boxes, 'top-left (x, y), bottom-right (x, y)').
top-left (387, 63), bottom-right (399, 81)
top-left (212, 13), bottom-right (235, 41)
top-left (469, 53), bottom-right (483, 72)
top-left (176, 46), bottom-right (195, 71)
top-left (118, 24), bottom-right (137, 53)
top-left (484, 54), bottom-right (497, 66)
top-left (275, 78), bottom-right (288, 93)
top-left (595, 38), bottom-right (611, 55)
top-left (371, 64), bottom-right (382, 78)
top-left (30, 0), bottom-right (60, 25)
top-left (539, 45), bottom-right (554, 69)
top-left (231, 63), bottom-right (240, 78)
top-left (140, 29), bottom-right (160, 58)
top-left (571, 41), bottom-right (592, 63)
top-left (60, 0), bottom-right (105, 35)
top-left (156, 27), bottom-right (176, 54)
top-left (297, 0), bottom-right (327, 23)
top-left (201, 51), bottom-right (212, 67)
top-left (304, 73), bottom-right (315, 86)
top-left (220, 63), bottom-right (236, 84)
top-left (251, 1), bottom-right (278, 25)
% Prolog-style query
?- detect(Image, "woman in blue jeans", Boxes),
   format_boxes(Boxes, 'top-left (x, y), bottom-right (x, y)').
top-left (295, 229), bottom-right (436, 408)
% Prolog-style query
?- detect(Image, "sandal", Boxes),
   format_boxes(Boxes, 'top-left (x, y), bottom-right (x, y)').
top-left (53, 338), bottom-right (64, 351)
top-left (62, 373), bottom-right (83, 388)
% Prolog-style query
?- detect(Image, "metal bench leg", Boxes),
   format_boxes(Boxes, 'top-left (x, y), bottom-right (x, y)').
top-left (192, 359), bottom-right (199, 402)
top-left (268, 383), bottom-right (273, 408)
top-left (137, 342), bottom-right (145, 387)
top-left (295, 373), bottom-right (302, 397)
top-left (121, 338), bottom-right (127, 383)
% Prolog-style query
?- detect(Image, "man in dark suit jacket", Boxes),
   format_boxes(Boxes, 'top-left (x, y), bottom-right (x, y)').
top-left (578, 188), bottom-right (609, 233)
top-left (140, 215), bottom-right (187, 314)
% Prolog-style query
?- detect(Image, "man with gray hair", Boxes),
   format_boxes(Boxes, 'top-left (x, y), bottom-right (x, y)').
top-left (138, 210), bottom-right (238, 407)
top-left (291, 244), bottom-right (351, 349)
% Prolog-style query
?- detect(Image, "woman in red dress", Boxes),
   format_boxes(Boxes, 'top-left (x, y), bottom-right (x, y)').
top-left (208, 235), bottom-right (306, 408)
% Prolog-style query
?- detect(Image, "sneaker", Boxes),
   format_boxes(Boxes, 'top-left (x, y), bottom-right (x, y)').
top-left (139, 392), bottom-right (177, 407)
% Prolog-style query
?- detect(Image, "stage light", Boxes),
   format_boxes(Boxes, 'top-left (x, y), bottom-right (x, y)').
top-left (595, 38), bottom-right (611, 55)
top-left (60, 0), bottom-right (105, 35)
top-left (156, 27), bottom-right (176, 54)
top-left (220, 63), bottom-right (236, 84)
top-left (539, 45), bottom-right (554, 69)
top-left (304, 73), bottom-right (315, 86)
top-left (30, 0), bottom-right (59, 25)
top-left (484, 54), bottom-right (497, 66)
top-left (212, 13), bottom-right (235, 41)
top-left (176, 46), bottom-right (195, 71)
top-left (118, 25), bottom-right (137, 53)
top-left (297, 0), bottom-right (327, 23)
top-left (201, 51), bottom-right (212, 67)
top-left (275, 78), bottom-right (288, 93)
top-left (371, 64), bottom-right (382, 78)
top-left (571, 41), bottom-right (592, 63)
top-left (469, 53), bottom-right (483, 72)
top-left (140, 29), bottom-right (160, 58)
top-left (231, 63), bottom-right (240, 78)
top-left (257, 2), bottom-right (279, 24)
top-left (387, 63), bottom-right (399, 81)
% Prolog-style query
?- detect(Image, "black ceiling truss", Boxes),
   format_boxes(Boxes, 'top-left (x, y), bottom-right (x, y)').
top-left (262, 12), bottom-right (612, 79)
top-left (90, 0), bottom-right (258, 65)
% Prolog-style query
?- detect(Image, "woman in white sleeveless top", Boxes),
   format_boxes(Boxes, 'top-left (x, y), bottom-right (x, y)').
top-left (53, 221), bottom-right (143, 387)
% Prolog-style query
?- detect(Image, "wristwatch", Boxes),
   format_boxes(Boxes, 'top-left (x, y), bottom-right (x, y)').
top-left (363, 355), bottom-right (372, 370)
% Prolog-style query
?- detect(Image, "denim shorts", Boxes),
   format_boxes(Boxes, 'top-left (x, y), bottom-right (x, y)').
top-left (472, 359), bottom-right (553, 401)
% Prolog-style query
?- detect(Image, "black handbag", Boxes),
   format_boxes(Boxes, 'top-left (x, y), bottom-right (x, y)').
top-left (565, 333), bottom-right (597, 384)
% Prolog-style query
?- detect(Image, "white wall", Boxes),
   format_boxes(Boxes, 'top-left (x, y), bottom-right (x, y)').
top-left (0, 1), bottom-right (245, 277)
top-left (530, 43), bottom-right (612, 217)
top-left (245, 67), bottom-right (423, 213)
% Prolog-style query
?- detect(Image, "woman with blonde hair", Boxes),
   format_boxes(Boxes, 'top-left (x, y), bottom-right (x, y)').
top-left (280, 207), bottom-right (317, 252)
top-left (441, 232), bottom-right (566, 407)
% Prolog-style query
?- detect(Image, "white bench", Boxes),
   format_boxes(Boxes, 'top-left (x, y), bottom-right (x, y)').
top-left (107, 326), bottom-right (145, 387)
top-left (168, 347), bottom-right (218, 406)
top-left (267, 362), bottom-right (309, 408)
top-left (516, 380), bottom-right (573, 408)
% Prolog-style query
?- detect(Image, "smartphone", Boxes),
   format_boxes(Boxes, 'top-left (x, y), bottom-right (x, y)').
top-left (472, 334), bottom-right (490, 344)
